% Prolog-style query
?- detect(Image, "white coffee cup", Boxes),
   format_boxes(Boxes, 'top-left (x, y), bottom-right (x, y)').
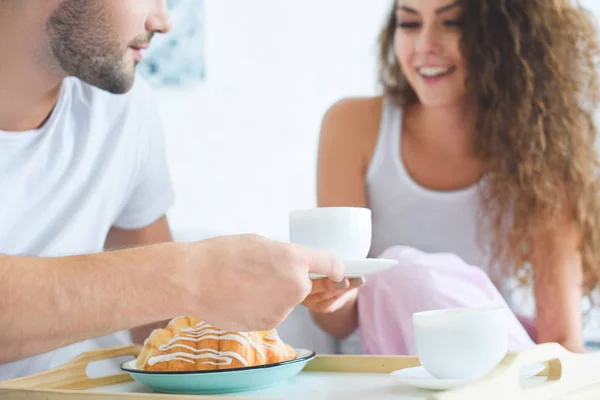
top-left (289, 207), bottom-right (372, 260)
top-left (413, 307), bottom-right (508, 380)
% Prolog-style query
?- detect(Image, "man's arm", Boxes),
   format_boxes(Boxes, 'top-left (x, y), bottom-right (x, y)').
top-left (0, 233), bottom-right (345, 366)
top-left (0, 242), bottom-right (187, 365)
top-left (104, 216), bottom-right (175, 344)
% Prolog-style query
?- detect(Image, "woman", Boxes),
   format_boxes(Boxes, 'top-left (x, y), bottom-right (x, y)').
top-left (301, 0), bottom-right (600, 353)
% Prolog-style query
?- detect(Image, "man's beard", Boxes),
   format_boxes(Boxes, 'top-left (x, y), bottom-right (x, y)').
top-left (45, 0), bottom-right (137, 94)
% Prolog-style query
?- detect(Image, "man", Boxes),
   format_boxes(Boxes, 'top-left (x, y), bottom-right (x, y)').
top-left (0, 0), bottom-right (343, 379)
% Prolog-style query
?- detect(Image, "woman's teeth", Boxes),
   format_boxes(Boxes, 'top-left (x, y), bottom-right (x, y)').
top-left (418, 66), bottom-right (453, 78)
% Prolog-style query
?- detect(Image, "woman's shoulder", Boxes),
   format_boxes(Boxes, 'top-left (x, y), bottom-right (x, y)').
top-left (323, 96), bottom-right (383, 125)
top-left (320, 96), bottom-right (384, 142)
top-left (319, 96), bottom-right (385, 168)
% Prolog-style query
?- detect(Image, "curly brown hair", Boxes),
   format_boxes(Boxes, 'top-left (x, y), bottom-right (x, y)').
top-left (379, 0), bottom-right (600, 296)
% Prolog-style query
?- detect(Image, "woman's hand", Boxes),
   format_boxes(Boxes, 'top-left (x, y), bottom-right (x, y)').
top-left (302, 276), bottom-right (365, 313)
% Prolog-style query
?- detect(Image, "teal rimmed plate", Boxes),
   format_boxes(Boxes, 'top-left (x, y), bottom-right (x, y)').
top-left (120, 348), bottom-right (315, 395)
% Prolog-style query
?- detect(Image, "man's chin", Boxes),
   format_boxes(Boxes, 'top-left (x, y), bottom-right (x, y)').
top-left (86, 71), bottom-right (136, 95)
top-left (108, 77), bottom-right (136, 94)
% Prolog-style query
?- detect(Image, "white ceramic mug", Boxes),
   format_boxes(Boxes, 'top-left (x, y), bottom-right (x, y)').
top-left (413, 307), bottom-right (508, 380)
top-left (289, 207), bottom-right (372, 260)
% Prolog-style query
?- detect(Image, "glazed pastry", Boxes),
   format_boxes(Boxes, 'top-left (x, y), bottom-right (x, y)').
top-left (136, 316), bottom-right (297, 371)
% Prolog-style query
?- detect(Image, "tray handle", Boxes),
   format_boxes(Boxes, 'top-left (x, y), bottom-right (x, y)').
top-left (0, 344), bottom-right (141, 391)
top-left (435, 342), bottom-right (600, 400)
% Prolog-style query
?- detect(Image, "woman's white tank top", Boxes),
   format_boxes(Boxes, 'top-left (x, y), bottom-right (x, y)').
top-left (365, 97), bottom-right (492, 270)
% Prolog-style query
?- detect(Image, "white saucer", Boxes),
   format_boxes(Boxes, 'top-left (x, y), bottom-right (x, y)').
top-left (389, 363), bottom-right (545, 391)
top-left (309, 258), bottom-right (397, 279)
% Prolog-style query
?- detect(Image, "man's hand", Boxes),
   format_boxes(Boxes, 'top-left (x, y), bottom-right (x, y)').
top-left (0, 232), bottom-right (343, 365)
top-left (183, 234), bottom-right (345, 332)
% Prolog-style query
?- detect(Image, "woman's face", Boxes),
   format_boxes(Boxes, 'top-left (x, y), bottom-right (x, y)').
top-left (394, 0), bottom-right (467, 107)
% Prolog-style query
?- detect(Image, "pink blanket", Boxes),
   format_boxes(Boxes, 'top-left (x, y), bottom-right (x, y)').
top-left (357, 246), bottom-right (536, 355)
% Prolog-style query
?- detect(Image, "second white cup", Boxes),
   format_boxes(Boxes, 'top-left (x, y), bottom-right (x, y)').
top-left (289, 207), bottom-right (372, 260)
top-left (413, 307), bottom-right (509, 380)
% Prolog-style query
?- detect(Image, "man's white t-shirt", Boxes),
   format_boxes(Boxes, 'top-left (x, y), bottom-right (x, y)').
top-left (0, 75), bottom-right (175, 380)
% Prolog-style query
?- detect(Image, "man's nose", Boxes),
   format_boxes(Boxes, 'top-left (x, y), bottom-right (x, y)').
top-left (146, 2), bottom-right (172, 34)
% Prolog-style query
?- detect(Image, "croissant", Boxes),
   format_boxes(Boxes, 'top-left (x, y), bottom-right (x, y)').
top-left (136, 316), bottom-right (297, 371)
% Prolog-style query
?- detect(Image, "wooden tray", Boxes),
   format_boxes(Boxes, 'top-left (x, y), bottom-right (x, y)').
top-left (1, 343), bottom-right (600, 399)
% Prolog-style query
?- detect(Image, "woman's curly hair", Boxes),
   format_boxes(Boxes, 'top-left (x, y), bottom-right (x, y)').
top-left (379, 0), bottom-right (600, 296)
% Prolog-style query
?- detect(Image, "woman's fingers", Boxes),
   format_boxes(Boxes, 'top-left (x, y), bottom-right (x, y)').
top-left (316, 276), bottom-right (365, 291)
top-left (348, 276), bottom-right (366, 287)
top-left (334, 279), bottom-right (350, 289)
top-left (310, 287), bottom-right (354, 303)
top-left (309, 279), bottom-right (365, 303)
top-left (303, 276), bottom-right (366, 313)
top-left (312, 277), bottom-right (350, 293)
top-left (312, 289), bottom-right (360, 313)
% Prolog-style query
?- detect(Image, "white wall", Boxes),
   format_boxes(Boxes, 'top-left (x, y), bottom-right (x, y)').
top-left (158, 0), bottom-right (392, 241)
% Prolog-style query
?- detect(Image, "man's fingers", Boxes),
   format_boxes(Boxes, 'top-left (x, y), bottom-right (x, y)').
top-left (298, 246), bottom-right (345, 282)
